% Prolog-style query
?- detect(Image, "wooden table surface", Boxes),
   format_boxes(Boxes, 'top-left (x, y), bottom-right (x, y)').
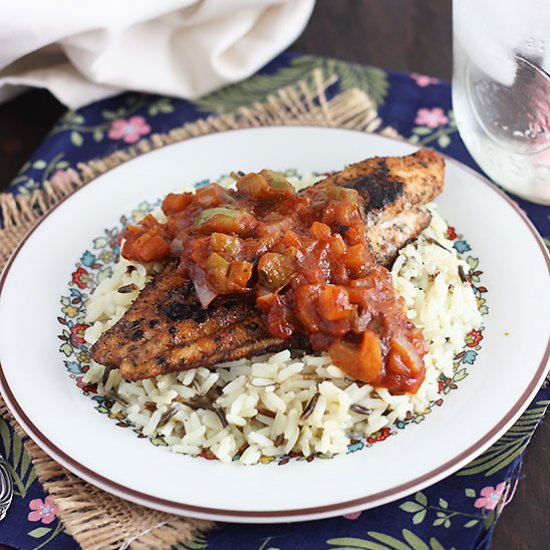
top-left (0, 1), bottom-right (548, 548)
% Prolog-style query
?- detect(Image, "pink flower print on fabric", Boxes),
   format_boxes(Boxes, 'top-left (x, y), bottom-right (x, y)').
top-left (28, 496), bottom-right (59, 524)
top-left (411, 73), bottom-right (440, 87)
top-left (343, 511), bottom-right (362, 520)
top-left (474, 483), bottom-right (506, 511)
top-left (415, 107), bottom-right (449, 128)
top-left (108, 116), bottom-right (151, 143)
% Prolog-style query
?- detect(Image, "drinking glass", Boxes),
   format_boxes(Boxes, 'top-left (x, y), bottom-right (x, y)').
top-left (453, 0), bottom-right (550, 204)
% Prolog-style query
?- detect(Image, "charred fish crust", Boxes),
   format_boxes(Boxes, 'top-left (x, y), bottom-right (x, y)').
top-left (244, 322), bottom-right (259, 331)
top-left (220, 299), bottom-right (241, 311)
top-left (180, 280), bottom-right (197, 299)
top-left (130, 319), bottom-right (142, 328)
top-left (165, 280), bottom-right (195, 300)
top-left (163, 299), bottom-right (209, 324)
top-left (342, 164), bottom-right (404, 212)
top-left (149, 319), bottom-right (160, 328)
top-left (131, 329), bottom-right (144, 341)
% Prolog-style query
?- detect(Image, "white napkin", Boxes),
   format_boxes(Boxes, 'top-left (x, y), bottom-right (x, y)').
top-left (0, 0), bottom-right (314, 109)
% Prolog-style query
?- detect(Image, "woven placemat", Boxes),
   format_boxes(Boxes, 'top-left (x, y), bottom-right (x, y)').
top-left (0, 71), bottom-right (396, 549)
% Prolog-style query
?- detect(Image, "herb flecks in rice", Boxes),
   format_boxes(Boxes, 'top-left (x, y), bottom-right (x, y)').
top-left (82, 202), bottom-right (482, 465)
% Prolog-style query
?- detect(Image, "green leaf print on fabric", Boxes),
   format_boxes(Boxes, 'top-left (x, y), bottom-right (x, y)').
top-left (11, 152), bottom-right (70, 197)
top-left (327, 529), bottom-right (456, 550)
top-left (399, 490), bottom-right (494, 530)
top-left (148, 97), bottom-right (175, 116)
top-left (192, 55), bottom-right (389, 114)
top-left (27, 521), bottom-right (65, 550)
top-left (322, 57), bottom-right (388, 107)
top-left (70, 131), bottom-right (83, 147)
top-left (0, 417), bottom-right (37, 498)
top-left (175, 530), bottom-right (209, 549)
top-left (458, 400), bottom-right (550, 477)
top-left (28, 528), bottom-right (51, 539)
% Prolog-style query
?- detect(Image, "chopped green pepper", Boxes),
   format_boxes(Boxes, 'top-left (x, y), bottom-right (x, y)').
top-left (260, 170), bottom-right (295, 193)
top-left (236, 171), bottom-right (295, 199)
top-left (325, 183), bottom-right (359, 204)
top-left (258, 253), bottom-right (295, 289)
top-left (195, 207), bottom-right (256, 235)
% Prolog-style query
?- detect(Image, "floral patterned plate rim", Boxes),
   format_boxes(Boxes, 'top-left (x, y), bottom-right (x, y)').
top-left (0, 127), bottom-right (549, 523)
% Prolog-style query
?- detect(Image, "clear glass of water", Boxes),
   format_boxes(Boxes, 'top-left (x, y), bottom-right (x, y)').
top-left (453, 0), bottom-right (550, 204)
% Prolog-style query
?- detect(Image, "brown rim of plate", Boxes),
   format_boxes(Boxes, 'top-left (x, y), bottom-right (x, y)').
top-left (0, 127), bottom-right (549, 520)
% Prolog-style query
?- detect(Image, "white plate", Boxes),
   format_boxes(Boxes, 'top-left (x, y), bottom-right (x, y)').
top-left (0, 127), bottom-right (549, 523)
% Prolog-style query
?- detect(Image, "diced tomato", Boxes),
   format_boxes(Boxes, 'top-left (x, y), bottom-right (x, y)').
top-left (282, 230), bottom-right (302, 249)
top-left (256, 290), bottom-right (277, 314)
top-left (132, 233), bottom-right (171, 262)
top-left (317, 285), bottom-right (353, 321)
top-left (265, 295), bottom-right (294, 339)
top-left (293, 284), bottom-right (322, 333)
top-left (121, 224), bottom-right (145, 249)
top-left (121, 238), bottom-right (136, 259)
top-left (327, 233), bottom-right (347, 256)
top-left (309, 222), bottom-right (331, 240)
top-left (121, 215), bottom-right (172, 262)
top-left (162, 193), bottom-right (193, 215)
top-left (139, 214), bottom-right (161, 229)
top-left (329, 330), bottom-right (383, 384)
top-left (345, 244), bottom-right (372, 274)
top-left (195, 183), bottom-right (232, 207)
top-left (388, 335), bottom-right (424, 375)
top-left (227, 260), bottom-right (253, 287)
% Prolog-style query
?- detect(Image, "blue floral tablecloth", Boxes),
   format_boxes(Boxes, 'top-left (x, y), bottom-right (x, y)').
top-left (1, 52), bottom-right (549, 550)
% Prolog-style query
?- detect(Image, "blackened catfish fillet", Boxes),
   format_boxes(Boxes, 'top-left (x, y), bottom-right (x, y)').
top-left (329, 148), bottom-right (442, 226)
top-left (92, 262), bottom-right (306, 380)
top-left (90, 148), bottom-right (444, 381)
top-left (367, 207), bottom-right (432, 267)
top-left (90, 264), bottom-right (259, 372)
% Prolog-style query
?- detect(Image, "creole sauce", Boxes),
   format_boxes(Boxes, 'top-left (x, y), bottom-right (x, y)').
top-left (122, 171), bottom-right (427, 394)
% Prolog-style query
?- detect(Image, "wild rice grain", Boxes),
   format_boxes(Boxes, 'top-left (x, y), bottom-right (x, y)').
top-left (300, 392), bottom-right (320, 420)
top-left (350, 404), bottom-right (371, 416)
